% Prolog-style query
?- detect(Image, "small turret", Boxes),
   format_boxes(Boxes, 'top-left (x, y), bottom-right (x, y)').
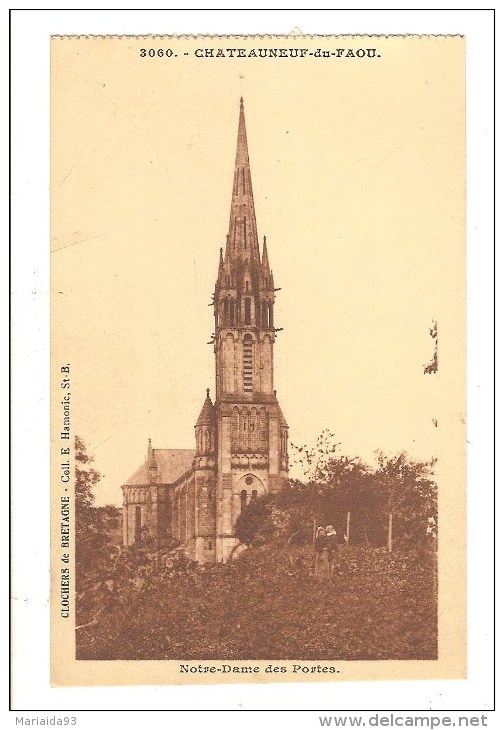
top-left (261, 235), bottom-right (274, 290)
top-left (195, 389), bottom-right (215, 455)
top-left (218, 247), bottom-right (224, 277)
top-left (196, 388), bottom-right (214, 426)
top-left (261, 235), bottom-right (270, 269)
top-left (146, 438), bottom-right (158, 483)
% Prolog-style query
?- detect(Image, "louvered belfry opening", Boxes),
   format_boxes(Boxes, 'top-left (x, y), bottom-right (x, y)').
top-left (243, 334), bottom-right (253, 392)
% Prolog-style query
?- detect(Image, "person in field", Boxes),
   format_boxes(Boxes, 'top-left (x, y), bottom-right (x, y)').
top-left (314, 526), bottom-right (330, 580)
top-left (325, 525), bottom-right (338, 574)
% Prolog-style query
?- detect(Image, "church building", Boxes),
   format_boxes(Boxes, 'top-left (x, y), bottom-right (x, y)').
top-left (121, 99), bottom-right (289, 563)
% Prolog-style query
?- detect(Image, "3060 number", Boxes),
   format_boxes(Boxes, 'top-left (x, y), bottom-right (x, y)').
top-left (139, 48), bottom-right (174, 58)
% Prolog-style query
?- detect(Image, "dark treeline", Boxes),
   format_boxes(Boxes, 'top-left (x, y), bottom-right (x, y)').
top-left (236, 429), bottom-right (437, 552)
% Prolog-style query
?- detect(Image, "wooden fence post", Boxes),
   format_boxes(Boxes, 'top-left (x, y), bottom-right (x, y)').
top-left (346, 511), bottom-right (351, 545)
top-left (387, 512), bottom-right (393, 552)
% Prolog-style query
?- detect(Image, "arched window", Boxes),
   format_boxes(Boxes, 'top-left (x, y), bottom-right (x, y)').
top-left (262, 301), bottom-right (268, 326)
top-left (240, 409), bottom-right (248, 450)
top-left (259, 408), bottom-right (268, 450)
top-left (134, 506), bottom-right (142, 541)
top-left (222, 334), bottom-right (235, 393)
top-left (230, 300), bottom-right (235, 325)
top-left (244, 298), bottom-right (251, 325)
top-left (223, 299), bottom-right (229, 323)
top-left (231, 407), bottom-right (240, 449)
top-left (268, 302), bottom-right (274, 327)
top-left (251, 490), bottom-right (258, 502)
top-left (262, 335), bottom-right (273, 395)
top-left (243, 334), bottom-right (253, 392)
top-left (240, 490), bottom-right (247, 513)
top-left (250, 407), bottom-right (258, 450)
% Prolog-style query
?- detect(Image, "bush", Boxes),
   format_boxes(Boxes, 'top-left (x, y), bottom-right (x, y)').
top-left (76, 542), bottom-right (437, 661)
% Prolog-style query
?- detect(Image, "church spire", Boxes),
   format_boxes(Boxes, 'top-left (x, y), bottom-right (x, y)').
top-left (226, 98), bottom-right (260, 268)
top-left (215, 100), bottom-right (278, 336)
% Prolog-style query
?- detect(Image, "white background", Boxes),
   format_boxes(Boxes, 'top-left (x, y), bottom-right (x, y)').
top-left (7, 5), bottom-right (496, 724)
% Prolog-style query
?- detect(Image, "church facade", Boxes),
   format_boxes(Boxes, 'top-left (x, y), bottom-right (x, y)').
top-left (121, 99), bottom-right (289, 563)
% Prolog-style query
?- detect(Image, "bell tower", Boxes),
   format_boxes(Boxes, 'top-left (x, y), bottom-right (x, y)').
top-left (212, 98), bottom-right (289, 562)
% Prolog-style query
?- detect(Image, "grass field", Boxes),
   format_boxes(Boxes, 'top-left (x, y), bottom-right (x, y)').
top-left (76, 544), bottom-right (437, 661)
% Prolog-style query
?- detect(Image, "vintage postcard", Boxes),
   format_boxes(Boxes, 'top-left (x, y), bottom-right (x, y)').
top-left (50, 34), bottom-right (465, 686)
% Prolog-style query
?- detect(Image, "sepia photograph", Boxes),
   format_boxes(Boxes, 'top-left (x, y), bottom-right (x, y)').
top-left (50, 33), bottom-right (466, 684)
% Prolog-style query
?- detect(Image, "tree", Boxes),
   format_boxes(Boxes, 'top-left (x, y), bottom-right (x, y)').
top-left (236, 431), bottom-right (438, 550)
top-left (371, 451), bottom-right (438, 549)
top-left (291, 432), bottom-right (373, 541)
top-left (234, 494), bottom-right (273, 545)
top-left (75, 435), bottom-right (120, 591)
top-left (236, 434), bottom-right (369, 546)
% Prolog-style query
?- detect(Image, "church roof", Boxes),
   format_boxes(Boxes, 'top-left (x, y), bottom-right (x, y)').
top-left (123, 448), bottom-right (195, 486)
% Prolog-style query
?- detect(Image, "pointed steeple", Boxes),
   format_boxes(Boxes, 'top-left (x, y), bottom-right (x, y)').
top-left (146, 438), bottom-right (158, 483)
top-left (214, 99), bottom-right (277, 338)
top-left (217, 246), bottom-right (224, 285)
top-left (261, 235), bottom-right (274, 290)
top-left (196, 388), bottom-right (214, 426)
top-left (226, 98), bottom-right (260, 269)
top-left (147, 438), bottom-right (155, 465)
top-left (261, 235), bottom-right (270, 271)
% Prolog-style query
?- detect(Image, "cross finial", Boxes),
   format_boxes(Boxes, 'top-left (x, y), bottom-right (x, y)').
top-left (206, 387), bottom-right (210, 398)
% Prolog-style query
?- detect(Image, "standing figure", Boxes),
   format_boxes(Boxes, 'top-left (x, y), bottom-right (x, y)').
top-left (314, 526), bottom-right (330, 580)
top-left (325, 524), bottom-right (338, 575)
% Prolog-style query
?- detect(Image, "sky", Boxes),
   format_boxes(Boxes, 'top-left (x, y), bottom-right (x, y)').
top-left (51, 35), bottom-right (465, 506)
